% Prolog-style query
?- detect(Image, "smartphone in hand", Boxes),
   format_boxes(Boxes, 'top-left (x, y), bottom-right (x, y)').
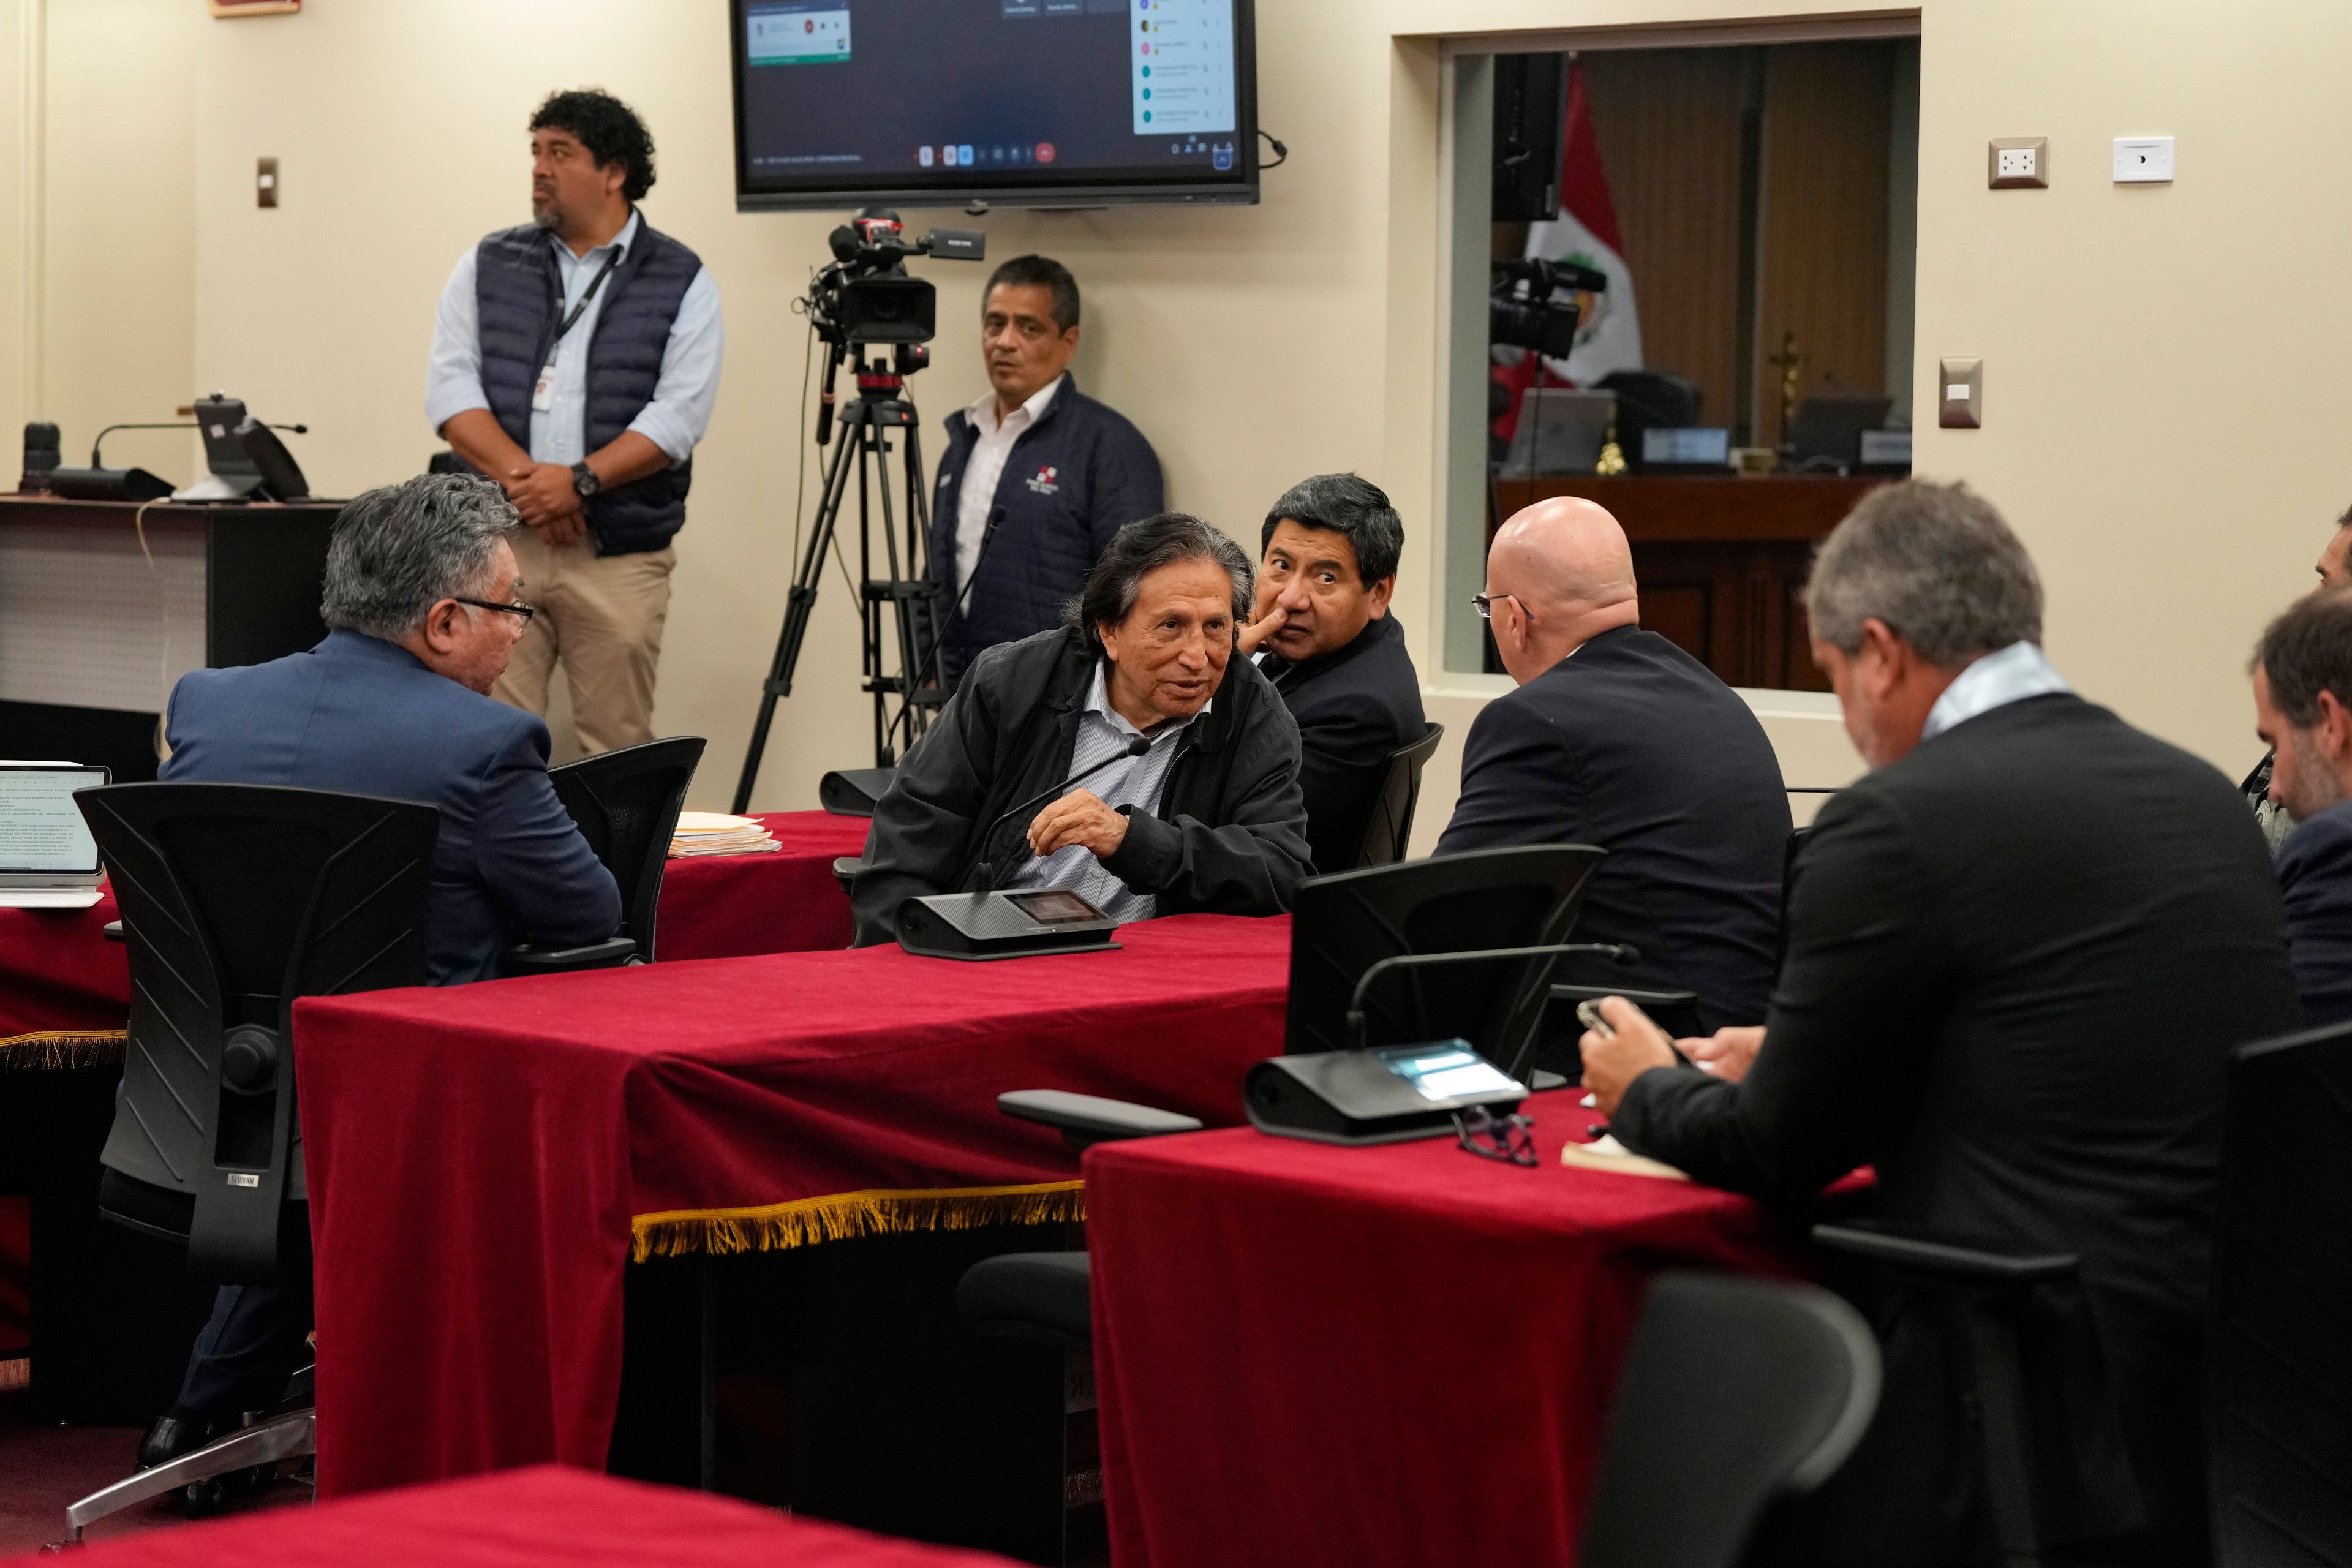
top-left (1575, 998), bottom-right (1616, 1038)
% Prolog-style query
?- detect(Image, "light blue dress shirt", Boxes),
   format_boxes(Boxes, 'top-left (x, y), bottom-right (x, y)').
top-left (424, 208), bottom-right (725, 468)
top-left (1004, 659), bottom-right (1207, 922)
top-left (1921, 639), bottom-right (2073, 741)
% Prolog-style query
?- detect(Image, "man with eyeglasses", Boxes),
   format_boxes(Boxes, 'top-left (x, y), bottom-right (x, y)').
top-left (140, 472), bottom-right (620, 1498)
top-left (1436, 495), bottom-right (1789, 1035)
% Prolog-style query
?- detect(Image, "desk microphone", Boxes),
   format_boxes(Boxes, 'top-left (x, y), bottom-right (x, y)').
top-left (975, 733), bottom-right (1155, 889)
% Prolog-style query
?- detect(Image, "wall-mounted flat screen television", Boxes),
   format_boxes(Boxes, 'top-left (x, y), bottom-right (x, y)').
top-left (729, 0), bottom-right (1258, 211)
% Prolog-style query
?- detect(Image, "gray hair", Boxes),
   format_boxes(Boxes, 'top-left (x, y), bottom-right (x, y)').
top-left (1804, 479), bottom-right (2043, 665)
top-left (320, 473), bottom-right (519, 639)
top-left (1061, 512), bottom-right (1253, 651)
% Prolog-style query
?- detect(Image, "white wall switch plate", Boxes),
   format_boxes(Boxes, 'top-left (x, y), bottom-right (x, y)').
top-left (1988, 138), bottom-right (2048, 189)
top-left (2113, 137), bottom-right (2173, 183)
top-left (1939, 357), bottom-right (1982, 429)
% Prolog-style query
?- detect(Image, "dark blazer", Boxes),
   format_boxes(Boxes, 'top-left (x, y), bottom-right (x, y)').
top-left (853, 627), bottom-right (1311, 946)
top-left (928, 374), bottom-right (1164, 679)
top-left (160, 631), bottom-right (622, 985)
top-left (2277, 801), bottom-right (2352, 1024)
top-left (1613, 693), bottom-right (2302, 1566)
top-left (1258, 614), bottom-right (1425, 874)
top-left (1434, 624), bottom-right (1789, 1029)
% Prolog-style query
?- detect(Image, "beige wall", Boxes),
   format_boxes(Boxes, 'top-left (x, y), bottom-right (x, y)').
top-left (22, 0), bottom-right (2348, 836)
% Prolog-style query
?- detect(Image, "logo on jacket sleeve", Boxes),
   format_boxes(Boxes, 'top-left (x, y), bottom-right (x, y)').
top-left (1025, 464), bottom-right (1060, 496)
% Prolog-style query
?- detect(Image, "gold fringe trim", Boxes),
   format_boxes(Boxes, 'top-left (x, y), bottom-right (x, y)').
top-left (0, 1030), bottom-right (127, 1071)
top-left (631, 1180), bottom-right (1086, 1263)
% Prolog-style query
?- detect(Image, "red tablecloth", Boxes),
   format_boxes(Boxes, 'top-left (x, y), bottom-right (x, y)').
top-left (5, 1463), bottom-right (1016, 1566)
top-left (292, 913), bottom-right (1291, 1499)
top-left (0, 810), bottom-right (869, 1058)
top-left (1086, 1091), bottom-right (1825, 1568)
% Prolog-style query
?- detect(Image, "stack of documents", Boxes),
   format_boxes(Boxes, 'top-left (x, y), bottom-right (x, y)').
top-left (669, 812), bottom-right (781, 858)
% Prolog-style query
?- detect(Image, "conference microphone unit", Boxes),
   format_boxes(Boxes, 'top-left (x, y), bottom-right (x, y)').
top-left (894, 736), bottom-right (1156, 962)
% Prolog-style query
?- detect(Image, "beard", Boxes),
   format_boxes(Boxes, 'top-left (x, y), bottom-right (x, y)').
top-left (2282, 727), bottom-right (2347, 823)
top-left (530, 194), bottom-right (559, 231)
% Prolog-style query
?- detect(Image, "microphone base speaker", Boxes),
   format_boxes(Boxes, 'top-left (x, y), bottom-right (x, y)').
top-left (894, 889), bottom-right (1123, 962)
top-left (1245, 1051), bottom-right (1526, 1146)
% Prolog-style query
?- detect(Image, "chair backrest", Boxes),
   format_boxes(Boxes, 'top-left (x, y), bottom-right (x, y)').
top-left (75, 782), bottom-right (437, 1281)
top-left (1349, 721), bottom-right (1446, 872)
top-left (1580, 1272), bottom-right (1881, 1568)
top-left (1285, 844), bottom-right (1605, 1065)
top-left (2207, 1020), bottom-right (2352, 1567)
top-left (548, 736), bottom-right (705, 962)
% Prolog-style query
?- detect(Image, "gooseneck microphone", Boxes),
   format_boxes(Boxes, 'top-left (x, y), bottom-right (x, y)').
top-left (975, 733), bottom-right (1156, 889)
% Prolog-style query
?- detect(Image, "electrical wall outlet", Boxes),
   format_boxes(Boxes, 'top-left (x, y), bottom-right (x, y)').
top-left (1939, 358), bottom-right (1982, 429)
top-left (1988, 138), bottom-right (2048, 189)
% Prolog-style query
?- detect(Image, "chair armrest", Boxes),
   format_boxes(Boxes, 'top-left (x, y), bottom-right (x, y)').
top-left (831, 856), bottom-right (860, 894)
top-left (502, 935), bottom-right (639, 976)
top-left (1812, 1221), bottom-right (2078, 1286)
top-left (998, 1089), bottom-right (1203, 1149)
top-left (102, 920), bottom-right (124, 943)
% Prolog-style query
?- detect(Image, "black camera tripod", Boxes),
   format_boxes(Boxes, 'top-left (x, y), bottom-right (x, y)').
top-left (730, 341), bottom-right (948, 813)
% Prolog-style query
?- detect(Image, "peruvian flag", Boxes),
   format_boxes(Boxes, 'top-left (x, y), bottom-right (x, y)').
top-left (1493, 57), bottom-right (1644, 441)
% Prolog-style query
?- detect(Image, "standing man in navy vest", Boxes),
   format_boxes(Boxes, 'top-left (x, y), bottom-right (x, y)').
top-left (928, 255), bottom-right (1162, 682)
top-left (427, 88), bottom-right (723, 754)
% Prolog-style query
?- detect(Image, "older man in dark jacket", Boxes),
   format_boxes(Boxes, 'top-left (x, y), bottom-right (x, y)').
top-left (855, 512), bottom-right (1309, 945)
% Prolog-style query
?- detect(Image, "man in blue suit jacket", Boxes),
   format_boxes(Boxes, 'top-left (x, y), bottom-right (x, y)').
top-left (1436, 496), bottom-right (1790, 1032)
top-left (2252, 589), bottom-right (2352, 1023)
top-left (141, 472), bottom-right (619, 1493)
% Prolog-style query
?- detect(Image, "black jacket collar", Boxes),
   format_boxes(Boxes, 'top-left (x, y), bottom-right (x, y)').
top-left (1259, 613), bottom-right (1401, 693)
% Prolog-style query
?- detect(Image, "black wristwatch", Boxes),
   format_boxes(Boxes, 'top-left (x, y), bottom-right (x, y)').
top-left (570, 461), bottom-right (601, 499)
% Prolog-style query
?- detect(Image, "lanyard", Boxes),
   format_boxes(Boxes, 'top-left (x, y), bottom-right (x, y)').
top-left (539, 243), bottom-right (623, 370)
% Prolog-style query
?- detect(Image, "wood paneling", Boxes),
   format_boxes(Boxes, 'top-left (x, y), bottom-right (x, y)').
top-left (1751, 42), bottom-right (1898, 448)
top-left (1580, 48), bottom-right (1747, 431)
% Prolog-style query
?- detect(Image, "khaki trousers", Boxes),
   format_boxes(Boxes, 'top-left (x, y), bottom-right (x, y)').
top-left (494, 528), bottom-right (676, 755)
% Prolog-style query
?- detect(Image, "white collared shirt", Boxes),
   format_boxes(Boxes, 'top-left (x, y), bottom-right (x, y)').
top-left (1921, 640), bottom-right (2073, 741)
top-left (956, 375), bottom-right (1063, 595)
top-left (424, 208), bottom-right (726, 467)
top-left (1003, 657), bottom-right (1205, 923)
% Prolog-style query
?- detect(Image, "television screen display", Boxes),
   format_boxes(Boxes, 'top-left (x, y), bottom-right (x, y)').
top-left (729, 0), bottom-right (1257, 209)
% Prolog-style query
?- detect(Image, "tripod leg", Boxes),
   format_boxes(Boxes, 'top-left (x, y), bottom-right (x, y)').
top-left (732, 420), bottom-right (861, 813)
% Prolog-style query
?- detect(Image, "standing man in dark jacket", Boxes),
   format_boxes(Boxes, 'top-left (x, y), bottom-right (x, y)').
top-left (2250, 588), bottom-right (2352, 1023)
top-left (428, 89), bottom-right (724, 755)
top-left (927, 255), bottom-right (1161, 681)
top-left (1581, 481), bottom-right (2301, 1568)
top-left (1239, 473), bottom-right (1425, 873)
top-left (1436, 496), bottom-right (1789, 1030)
top-left (854, 513), bottom-right (1308, 945)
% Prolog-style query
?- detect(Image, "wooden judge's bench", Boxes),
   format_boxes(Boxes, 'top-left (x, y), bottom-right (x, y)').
top-left (1490, 473), bottom-right (1887, 692)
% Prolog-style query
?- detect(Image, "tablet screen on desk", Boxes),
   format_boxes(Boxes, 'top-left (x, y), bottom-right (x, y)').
top-left (0, 764), bottom-right (107, 874)
top-left (1005, 889), bottom-right (1105, 926)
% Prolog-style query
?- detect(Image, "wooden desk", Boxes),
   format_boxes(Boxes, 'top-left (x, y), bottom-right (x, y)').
top-left (0, 494), bottom-right (339, 779)
top-left (1491, 473), bottom-right (1886, 690)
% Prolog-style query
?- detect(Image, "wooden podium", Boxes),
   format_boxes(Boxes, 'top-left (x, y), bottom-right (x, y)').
top-left (0, 494), bottom-right (339, 779)
top-left (1490, 473), bottom-right (1887, 691)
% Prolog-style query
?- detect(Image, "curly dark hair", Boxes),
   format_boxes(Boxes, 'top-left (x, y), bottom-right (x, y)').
top-left (529, 89), bottom-right (655, 202)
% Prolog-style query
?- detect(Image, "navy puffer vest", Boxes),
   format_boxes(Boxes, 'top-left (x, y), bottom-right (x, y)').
top-left (473, 216), bottom-right (701, 556)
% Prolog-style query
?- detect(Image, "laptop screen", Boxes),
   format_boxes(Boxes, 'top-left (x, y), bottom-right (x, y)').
top-left (0, 764), bottom-right (108, 875)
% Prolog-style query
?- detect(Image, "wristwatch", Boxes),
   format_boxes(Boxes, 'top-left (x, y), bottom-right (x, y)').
top-left (570, 461), bottom-right (601, 499)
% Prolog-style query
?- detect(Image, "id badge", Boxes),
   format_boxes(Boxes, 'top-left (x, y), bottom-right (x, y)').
top-left (531, 365), bottom-right (556, 413)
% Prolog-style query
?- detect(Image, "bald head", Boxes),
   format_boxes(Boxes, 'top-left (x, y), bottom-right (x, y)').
top-left (1482, 497), bottom-right (1641, 684)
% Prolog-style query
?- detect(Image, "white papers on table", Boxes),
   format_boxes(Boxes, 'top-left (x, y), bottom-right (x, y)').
top-left (668, 811), bottom-right (781, 858)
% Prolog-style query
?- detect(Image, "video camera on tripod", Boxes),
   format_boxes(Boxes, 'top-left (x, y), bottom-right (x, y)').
top-left (732, 209), bottom-right (987, 814)
top-left (1488, 255), bottom-right (1608, 361)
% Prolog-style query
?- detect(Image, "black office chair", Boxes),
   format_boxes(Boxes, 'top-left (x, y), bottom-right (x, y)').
top-left (60, 782), bottom-right (440, 1542)
top-left (1348, 721), bottom-right (1444, 870)
top-left (503, 735), bottom-right (704, 974)
top-left (2206, 1020), bottom-right (2352, 1566)
top-left (1803, 1020), bottom-right (2352, 1567)
top-left (1579, 1272), bottom-right (1880, 1568)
